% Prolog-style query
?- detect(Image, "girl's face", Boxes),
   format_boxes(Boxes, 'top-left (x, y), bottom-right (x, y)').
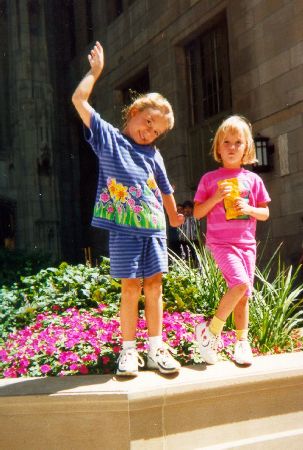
top-left (124, 107), bottom-right (168, 145)
top-left (218, 129), bottom-right (247, 169)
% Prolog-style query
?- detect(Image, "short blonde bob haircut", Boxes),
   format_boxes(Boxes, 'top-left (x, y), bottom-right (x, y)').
top-left (122, 92), bottom-right (174, 132)
top-left (212, 115), bottom-right (257, 165)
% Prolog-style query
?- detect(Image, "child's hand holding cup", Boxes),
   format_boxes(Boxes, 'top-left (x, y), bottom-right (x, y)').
top-left (217, 178), bottom-right (241, 219)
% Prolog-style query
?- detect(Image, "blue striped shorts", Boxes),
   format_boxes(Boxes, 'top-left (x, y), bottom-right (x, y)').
top-left (109, 233), bottom-right (168, 279)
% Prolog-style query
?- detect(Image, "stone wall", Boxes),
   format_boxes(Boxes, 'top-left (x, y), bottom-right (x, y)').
top-left (1, 0), bottom-right (302, 266)
top-left (75, 0), bottom-right (302, 265)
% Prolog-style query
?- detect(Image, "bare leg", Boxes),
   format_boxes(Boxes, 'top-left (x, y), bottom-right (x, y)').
top-left (120, 278), bottom-right (142, 341)
top-left (215, 283), bottom-right (248, 322)
top-left (234, 295), bottom-right (249, 331)
top-left (143, 272), bottom-right (163, 337)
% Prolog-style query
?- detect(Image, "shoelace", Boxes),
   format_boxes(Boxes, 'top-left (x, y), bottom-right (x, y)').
top-left (157, 342), bottom-right (177, 356)
top-left (209, 336), bottom-right (221, 351)
top-left (118, 349), bottom-right (144, 367)
top-left (196, 325), bottom-right (223, 351)
top-left (208, 333), bottom-right (223, 351)
top-left (154, 342), bottom-right (178, 364)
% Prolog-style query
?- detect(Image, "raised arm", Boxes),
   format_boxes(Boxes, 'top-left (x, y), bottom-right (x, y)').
top-left (72, 41), bottom-right (104, 128)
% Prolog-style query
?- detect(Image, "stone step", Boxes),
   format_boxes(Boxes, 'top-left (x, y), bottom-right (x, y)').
top-left (0, 352), bottom-right (302, 450)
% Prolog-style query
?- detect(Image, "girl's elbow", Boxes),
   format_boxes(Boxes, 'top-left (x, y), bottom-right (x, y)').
top-left (193, 208), bottom-right (203, 220)
top-left (264, 207), bottom-right (270, 221)
top-left (72, 92), bottom-right (81, 106)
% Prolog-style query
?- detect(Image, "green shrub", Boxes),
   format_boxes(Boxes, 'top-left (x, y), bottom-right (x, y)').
top-left (164, 246), bottom-right (226, 318)
top-left (0, 258), bottom-right (120, 342)
top-left (250, 251), bottom-right (303, 353)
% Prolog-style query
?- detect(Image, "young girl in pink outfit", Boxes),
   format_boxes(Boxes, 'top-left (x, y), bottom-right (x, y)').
top-left (194, 116), bottom-right (271, 365)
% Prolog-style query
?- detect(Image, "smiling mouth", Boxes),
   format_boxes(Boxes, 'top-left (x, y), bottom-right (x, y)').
top-left (139, 131), bottom-right (145, 141)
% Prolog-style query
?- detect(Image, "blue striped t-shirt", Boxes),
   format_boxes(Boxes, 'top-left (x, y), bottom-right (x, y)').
top-left (84, 109), bottom-right (173, 237)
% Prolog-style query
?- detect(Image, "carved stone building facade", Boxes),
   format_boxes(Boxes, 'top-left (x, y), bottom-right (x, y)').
top-left (1, 0), bottom-right (303, 266)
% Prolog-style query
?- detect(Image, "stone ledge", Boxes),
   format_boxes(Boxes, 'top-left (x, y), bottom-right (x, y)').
top-left (0, 352), bottom-right (302, 450)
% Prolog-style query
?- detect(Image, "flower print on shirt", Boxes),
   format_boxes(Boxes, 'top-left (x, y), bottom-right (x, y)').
top-left (100, 192), bottom-right (110, 203)
top-left (108, 178), bottom-right (118, 198)
top-left (133, 205), bottom-right (143, 214)
top-left (236, 179), bottom-right (250, 220)
top-left (93, 177), bottom-right (165, 230)
top-left (127, 198), bottom-right (135, 208)
top-left (147, 175), bottom-right (158, 191)
top-left (129, 184), bottom-right (142, 199)
top-left (114, 183), bottom-right (128, 203)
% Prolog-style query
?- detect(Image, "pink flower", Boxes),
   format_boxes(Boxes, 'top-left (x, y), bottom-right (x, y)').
top-left (19, 358), bottom-right (30, 368)
top-left (98, 303), bottom-right (107, 312)
top-left (40, 364), bottom-right (52, 374)
top-left (107, 205), bottom-right (114, 213)
top-left (58, 351), bottom-right (79, 364)
top-left (129, 185), bottom-right (142, 198)
top-left (0, 349), bottom-right (8, 362)
top-left (102, 356), bottom-right (110, 365)
top-left (83, 354), bottom-right (97, 362)
top-left (133, 205), bottom-right (143, 214)
top-left (79, 365), bottom-right (89, 375)
top-left (100, 192), bottom-right (110, 203)
top-left (3, 368), bottom-right (18, 378)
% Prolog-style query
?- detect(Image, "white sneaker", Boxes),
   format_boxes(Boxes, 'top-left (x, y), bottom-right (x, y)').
top-left (147, 345), bottom-right (181, 374)
top-left (234, 340), bottom-right (253, 365)
top-left (116, 348), bottom-right (144, 377)
top-left (195, 322), bottom-right (222, 365)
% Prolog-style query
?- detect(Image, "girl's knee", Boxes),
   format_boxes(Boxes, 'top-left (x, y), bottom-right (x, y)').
top-left (143, 273), bottom-right (162, 294)
top-left (121, 279), bottom-right (142, 298)
top-left (233, 283), bottom-right (249, 297)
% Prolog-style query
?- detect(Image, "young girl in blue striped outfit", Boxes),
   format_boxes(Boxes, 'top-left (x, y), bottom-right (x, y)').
top-left (72, 41), bottom-right (184, 376)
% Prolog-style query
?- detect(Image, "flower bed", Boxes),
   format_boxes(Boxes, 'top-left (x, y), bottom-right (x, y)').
top-left (0, 306), bottom-right (239, 378)
top-left (1, 248), bottom-right (302, 379)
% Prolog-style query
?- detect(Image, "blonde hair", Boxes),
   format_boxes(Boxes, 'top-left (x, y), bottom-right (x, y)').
top-left (122, 92), bottom-right (174, 132)
top-left (212, 115), bottom-right (257, 165)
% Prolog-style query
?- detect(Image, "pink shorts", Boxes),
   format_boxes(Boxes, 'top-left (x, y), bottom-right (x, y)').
top-left (207, 243), bottom-right (256, 297)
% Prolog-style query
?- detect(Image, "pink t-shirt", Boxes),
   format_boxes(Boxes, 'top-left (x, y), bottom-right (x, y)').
top-left (194, 167), bottom-right (271, 245)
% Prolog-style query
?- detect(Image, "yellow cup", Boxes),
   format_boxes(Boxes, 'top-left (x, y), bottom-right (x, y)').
top-left (218, 178), bottom-right (241, 220)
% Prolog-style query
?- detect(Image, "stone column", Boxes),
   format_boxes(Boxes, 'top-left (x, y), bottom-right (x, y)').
top-left (8, 0), bottom-right (61, 259)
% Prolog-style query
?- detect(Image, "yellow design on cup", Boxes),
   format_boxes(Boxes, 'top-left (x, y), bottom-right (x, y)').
top-left (218, 178), bottom-right (241, 220)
